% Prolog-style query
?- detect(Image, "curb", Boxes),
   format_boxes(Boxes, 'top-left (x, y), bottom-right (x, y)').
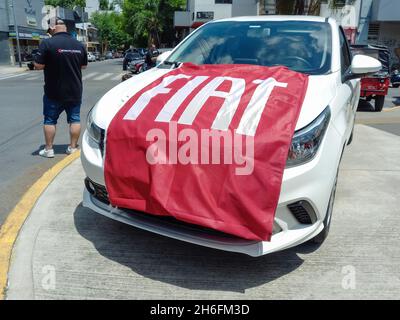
top-left (0, 151), bottom-right (81, 300)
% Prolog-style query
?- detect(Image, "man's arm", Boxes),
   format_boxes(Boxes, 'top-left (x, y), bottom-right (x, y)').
top-left (34, 62), bottom-right (45, 70)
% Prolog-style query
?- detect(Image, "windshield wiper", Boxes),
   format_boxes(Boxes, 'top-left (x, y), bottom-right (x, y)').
top-left (163, 60), bottom-right (181, 68)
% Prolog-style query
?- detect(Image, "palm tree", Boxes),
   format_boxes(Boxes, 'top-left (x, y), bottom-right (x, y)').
top-left (131, 0), bottom-right (163, 46)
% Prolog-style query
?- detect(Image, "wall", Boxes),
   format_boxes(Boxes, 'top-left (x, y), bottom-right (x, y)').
top-left (0, 1), bottom-right (10, 64)
top-left (7, 0), bottom-right (46, 31)
top-left (356, 0), bottom-right (373, 44)
top-left (378, 22), bottom-right (400, 64)
top-left (193, 0), bottom-right (233, 21)
top-left (232, 0), bottom-right (258, 17)
top-left (0, 0), bottom-right (9, 32)
top-left (371, 0), bottom-right (400, 22)
top-left (320, 1), bottom-right (361, 28)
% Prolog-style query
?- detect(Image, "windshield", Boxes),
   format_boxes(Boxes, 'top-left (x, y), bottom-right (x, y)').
top-left (163, 21), bottom-right (332, 75)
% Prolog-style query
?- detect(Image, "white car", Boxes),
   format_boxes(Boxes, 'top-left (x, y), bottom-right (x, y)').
top-left (87, 52), bottom-right (96, 62)
top-left (82, 16), bottom-right (381, 256)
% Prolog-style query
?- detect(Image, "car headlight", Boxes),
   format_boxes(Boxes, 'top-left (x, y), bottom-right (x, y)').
top-left (286, 107), bottom-right (331, 168)
top-left (86, 108), bottom-right (103, 144)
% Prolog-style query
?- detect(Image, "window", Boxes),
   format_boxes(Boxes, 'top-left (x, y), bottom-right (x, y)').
top-left (215, 0), bottom-right (232, 4)
top-left (339, 27), bottom-right (351, 76)
top-left (368, 23), bottom-right (380, 43)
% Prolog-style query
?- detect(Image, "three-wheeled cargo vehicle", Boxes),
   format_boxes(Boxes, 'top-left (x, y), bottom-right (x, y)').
top-left (351, 44), bottom-right (391, 112)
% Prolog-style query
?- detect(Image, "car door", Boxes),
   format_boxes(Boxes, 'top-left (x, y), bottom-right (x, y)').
top-left (338, 27), bottom-right (359, 140)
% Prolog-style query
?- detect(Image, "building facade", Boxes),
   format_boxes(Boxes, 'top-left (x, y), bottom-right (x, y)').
top-left (320, 0), bottom-right (400, 65)
top-left (0, 0), bottom-right (48, 65)
top-left (76, 22), bottom-right (100, 53)
top-left (174, 0), bottom-right (258, 39)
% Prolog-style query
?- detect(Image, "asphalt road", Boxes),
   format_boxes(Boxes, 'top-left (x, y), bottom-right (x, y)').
top-left (356, 86), bottom-right (400, 136)
top-left (0, 59), bottom-right (125, 225)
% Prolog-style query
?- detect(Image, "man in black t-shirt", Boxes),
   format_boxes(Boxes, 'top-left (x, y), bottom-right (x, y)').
top-left (34, 20), bottom-right (88, 158)
top-left (144, 44), bottom-right (158, 70)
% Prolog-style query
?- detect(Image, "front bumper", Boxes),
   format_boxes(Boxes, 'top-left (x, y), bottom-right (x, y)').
top-left (81, 120), bottom-right (342, 256)
top-left (83, 187), bottom-right (323, 257)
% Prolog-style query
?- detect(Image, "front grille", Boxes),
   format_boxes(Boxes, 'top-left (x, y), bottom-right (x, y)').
top-left (85, 178), bottom-right (109, 204)
top-left (287, 200), bottom-right (317, 224)
top-left (85, 177), bottom-right (282, 239)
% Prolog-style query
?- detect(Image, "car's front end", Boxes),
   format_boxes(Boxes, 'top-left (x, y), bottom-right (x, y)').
top-left (82, 16), bottom-right (356, 256)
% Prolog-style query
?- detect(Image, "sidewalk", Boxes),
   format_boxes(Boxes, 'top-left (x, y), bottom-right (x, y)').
top-left (0, 64), bottom-right (29, 78)
top-left (5, 124), bottom-right (400, 299)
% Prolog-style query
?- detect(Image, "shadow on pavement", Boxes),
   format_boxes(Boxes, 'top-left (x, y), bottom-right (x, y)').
top-left (73, 203), bottom-right (311, 293)
top-left (357, 100), bottom-right (376, 112)
top-left (31, 144), bottom-right (70, 156)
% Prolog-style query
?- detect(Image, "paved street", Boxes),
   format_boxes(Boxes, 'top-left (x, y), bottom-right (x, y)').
top-left (0, 59), bottom-right (124, 225)
top-left (5, 124), bottom-right (400, 299)
top-left (356, 86), bottom-right (400, 136)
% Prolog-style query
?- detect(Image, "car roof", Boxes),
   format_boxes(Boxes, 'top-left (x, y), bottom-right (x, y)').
top-left (213, 15), bottom-right (328, 23)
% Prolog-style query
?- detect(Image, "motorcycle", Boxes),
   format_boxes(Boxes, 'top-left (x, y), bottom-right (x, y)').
top-left (121, 61), bottom-right (147, 82)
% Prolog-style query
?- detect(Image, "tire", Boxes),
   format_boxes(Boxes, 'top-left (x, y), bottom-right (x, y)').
top-left (310, 174), bottom-right (338, 244)
top-left (374, 95), bottom-right (385, 112)
top-left (393, 84), bottom-right (399, 88)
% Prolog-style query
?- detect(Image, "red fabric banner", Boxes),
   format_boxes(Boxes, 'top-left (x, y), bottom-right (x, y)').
top-left (104, 63), bottom-right (308, 241)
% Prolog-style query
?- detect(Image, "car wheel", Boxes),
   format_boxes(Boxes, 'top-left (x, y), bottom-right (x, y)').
top-left (310, 173), bottom-right (337, 244)
top-left (393, 84), bottom-right (399, 88)
top-left (374, 96), bottom-right (385, 112)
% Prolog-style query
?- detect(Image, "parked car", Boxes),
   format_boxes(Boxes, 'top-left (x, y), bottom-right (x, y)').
top-left (87, 52), bottom-right (96, 62)
top-left (94, 52), bottom-right (101, 61)
top-left (123, 52), bottom-right (143, 70)
top-left (351, 44), bottom-right (391, 112)
top-left (391, 68), bottom-right (400, 88)
top-left (105, 51), bottom-right (113, 60)
top-left (82, 16), bottom-right (381, 256)
top-left (113, 51), bottom-right (123, 59)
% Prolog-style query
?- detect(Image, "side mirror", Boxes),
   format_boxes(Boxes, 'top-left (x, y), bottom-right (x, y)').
top-left (156, 50), bottom-right (172, 65)
top-left (350, 54), bottom-right (382, 76)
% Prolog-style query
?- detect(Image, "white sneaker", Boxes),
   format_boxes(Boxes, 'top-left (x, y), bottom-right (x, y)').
top-left (39, 148), bottom-right (54, 158)
top-left (66, 146), bottom-right (78, 155)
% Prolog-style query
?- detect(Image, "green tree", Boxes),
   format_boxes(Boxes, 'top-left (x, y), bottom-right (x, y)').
top-left (91, 11), bottom-right (130, 52)
top-left (122, 0), bottom-right (185, 47)
top-left (45, 0), bottom-right (86, 9)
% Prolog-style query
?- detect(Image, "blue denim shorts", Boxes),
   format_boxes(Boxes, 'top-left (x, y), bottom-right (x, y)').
top-left (43, 95), bottom-right (81, 125)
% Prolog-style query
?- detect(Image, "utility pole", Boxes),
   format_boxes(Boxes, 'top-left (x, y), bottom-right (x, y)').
top-left (10, 0), bottom-right (22, 67)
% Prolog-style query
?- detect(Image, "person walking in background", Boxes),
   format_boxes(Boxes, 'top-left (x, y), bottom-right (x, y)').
top-left (144, 44), bottom-right (158, 70)
top-left (34, 19), bottom-right (88, 158)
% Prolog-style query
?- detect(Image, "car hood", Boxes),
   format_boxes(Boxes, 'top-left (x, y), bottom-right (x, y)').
top-left (91, 67), bottom-right (337, 132)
